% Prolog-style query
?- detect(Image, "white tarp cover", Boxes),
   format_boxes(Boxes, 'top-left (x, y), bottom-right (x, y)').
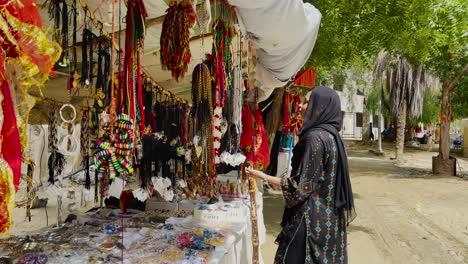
top-left (229, 0), bottom-right (321, 97)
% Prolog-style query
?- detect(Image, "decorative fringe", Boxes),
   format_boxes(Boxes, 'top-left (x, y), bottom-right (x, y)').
top-left (47, 152), bottom-right (66, 184)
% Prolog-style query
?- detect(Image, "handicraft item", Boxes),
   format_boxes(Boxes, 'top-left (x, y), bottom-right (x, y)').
top-left (160, 1), bottom-right (196, 81)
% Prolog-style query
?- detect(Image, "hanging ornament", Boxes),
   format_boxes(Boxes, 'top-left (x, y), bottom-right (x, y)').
top-left (253, 107), bottom-right (270, 169)
top-left (282, 91), bottom-right (293, 133)
top-left (212, 19), bottom-right (236, 84)
top-left (81, 25), bottom-right (95, 87)
top-left (93, 114), bottom-right (135, 180)
top-left (44, 0), bottom-right (68, 67)
top-left (289, 92), bottom-right (304, 133)
top-left (120, 0), bottom-right (148, 133)
top-left (160, 2), bottom-right (196, 81)
top-left (66, 0), bottom-right (79, 93)
top-left (47, 108), bottom-right (66, 184)
top-left (240, 105), bottom-right (255, 164)
top-left (206, 54), bottom-right (227, 168)
top-left (81, 110), bottom-right (91, 189)
top-left (96, 35), bottom-right (111, 99)
top-left (191, 63), bottom-right (214, 177)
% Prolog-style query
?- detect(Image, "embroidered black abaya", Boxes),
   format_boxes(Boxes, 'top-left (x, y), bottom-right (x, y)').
top-left (274, 87), bottom-right (355, 264)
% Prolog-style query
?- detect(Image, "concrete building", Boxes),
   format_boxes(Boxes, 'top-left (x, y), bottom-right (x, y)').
top-left (462, 119), bottom-right (468, 158)
top-left (336, 90), bottom-right (366, 141)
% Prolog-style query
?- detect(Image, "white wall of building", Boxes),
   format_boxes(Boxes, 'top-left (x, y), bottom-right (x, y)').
top-left (336, 91), bottom-right (365, 140)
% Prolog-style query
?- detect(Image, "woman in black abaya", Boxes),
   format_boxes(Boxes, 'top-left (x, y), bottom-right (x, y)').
top-left (247, 87), bottom-right (355, 264)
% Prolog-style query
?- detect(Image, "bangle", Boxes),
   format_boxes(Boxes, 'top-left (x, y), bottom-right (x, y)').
top-left (60, 104), bottom-right (77, 124)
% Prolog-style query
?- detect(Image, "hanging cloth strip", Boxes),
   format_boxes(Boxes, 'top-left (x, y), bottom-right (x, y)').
top-left (0, 81), bottom-right (21, 190)
top-left (253, 107), bottom-right (270, 169)
top-left (240, 104), bottom-right (254, 163)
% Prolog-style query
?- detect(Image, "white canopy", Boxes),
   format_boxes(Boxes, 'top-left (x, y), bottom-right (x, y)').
top-left (229, 0), bottom-right (321, 101)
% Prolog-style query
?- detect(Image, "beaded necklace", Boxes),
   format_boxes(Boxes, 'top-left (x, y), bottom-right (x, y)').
top-left (191, 63), bottom-right (213, 178)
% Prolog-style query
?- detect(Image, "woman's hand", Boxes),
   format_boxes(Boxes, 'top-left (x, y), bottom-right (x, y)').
top-left (246, 167), bottom-right (282, 187)
top-left (246, 167), bottom-right (267, 181)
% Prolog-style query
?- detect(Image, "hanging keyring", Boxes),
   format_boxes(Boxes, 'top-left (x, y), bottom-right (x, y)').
top-left (60, 104), bottom-right (77, 124)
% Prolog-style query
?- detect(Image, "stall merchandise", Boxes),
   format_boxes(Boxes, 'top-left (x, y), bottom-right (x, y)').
top-left (93, 114), bottom-right (135, 180)
top-left (0, 195), bottom-right (266, 264)
top-left (160, 1), bottom-right (197, 81)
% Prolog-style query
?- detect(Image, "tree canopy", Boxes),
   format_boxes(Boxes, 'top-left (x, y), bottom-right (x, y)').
top-left (306, 0), bottom-right (468, 83)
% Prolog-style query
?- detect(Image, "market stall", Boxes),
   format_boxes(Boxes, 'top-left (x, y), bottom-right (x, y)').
top-left (0, 192), bottom-right (265, 264)
top-left (0, 0), bottom-right (320, 263)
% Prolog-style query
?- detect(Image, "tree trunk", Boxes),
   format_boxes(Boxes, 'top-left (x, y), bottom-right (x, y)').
top-left (395, 98), bottom-right (407, 160)
top-left (433, 81), bottom-right (456, 175)
top-left (439, 82), bottom-right (452, 160)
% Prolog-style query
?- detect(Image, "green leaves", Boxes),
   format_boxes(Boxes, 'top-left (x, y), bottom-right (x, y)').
top-left (305, 0), bottom-right (468, 84)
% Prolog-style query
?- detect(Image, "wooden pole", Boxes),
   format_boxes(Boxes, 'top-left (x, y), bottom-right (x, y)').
top-left (242, 163), bottom-right (260, 264)
top-left (26, 163), bottom-right (33, 222)
top-left (378, 82), bottom-right (383, 153)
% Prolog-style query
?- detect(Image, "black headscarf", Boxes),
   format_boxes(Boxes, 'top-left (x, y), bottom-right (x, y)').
top-left (298, 86), bottom-right (355, 224)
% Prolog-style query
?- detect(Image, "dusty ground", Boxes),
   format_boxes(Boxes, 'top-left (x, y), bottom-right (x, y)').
top-left (262, 144), bottom-right (468, 264)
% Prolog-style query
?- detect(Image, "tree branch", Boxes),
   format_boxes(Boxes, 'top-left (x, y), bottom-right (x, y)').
top-left (448, 64), bottom-right (468, 92)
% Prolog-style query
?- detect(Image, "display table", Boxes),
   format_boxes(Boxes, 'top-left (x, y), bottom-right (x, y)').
top-left (0, 194), bottom-right (265, 264)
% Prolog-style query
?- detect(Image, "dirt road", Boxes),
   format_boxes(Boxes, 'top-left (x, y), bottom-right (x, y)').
top-left (262, 148), bottom-right (468, 264)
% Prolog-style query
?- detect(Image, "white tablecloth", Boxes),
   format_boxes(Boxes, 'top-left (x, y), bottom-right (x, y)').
top-left (212, 192), bottom-right (266, 264)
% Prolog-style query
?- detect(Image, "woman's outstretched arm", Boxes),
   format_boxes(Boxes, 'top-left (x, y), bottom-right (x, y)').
top-left (246, 167), bottom-right (281, 187)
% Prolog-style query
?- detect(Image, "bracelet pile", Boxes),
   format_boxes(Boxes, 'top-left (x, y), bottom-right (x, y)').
top-left (93, 114), bottom-right (135, 179)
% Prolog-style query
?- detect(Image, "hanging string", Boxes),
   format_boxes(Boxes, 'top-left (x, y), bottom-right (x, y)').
top-left (59, 0), bottom-right (69, 66)
top-left (109, 0), bottom-right (117, 133)
top-left (81, 18), bottom-right (95, 88)
top-left (45, 0), bottom-right (61, 45)
top-left (71, 0), bottom-right (78, 70)
top-left (81, 110), bottom-right (91, 189)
